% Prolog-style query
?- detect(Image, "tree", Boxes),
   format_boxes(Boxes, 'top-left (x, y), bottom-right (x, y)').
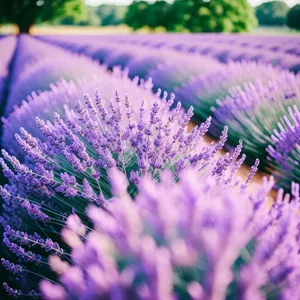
top-left (95, 5), bottom-right (127, 26)
top-left (168, 0), bottom-right (257, 32)
top-left (125, 0), bottom-right (257, 33)
top-left (0, 0), bottom-right (86, 34)
top-left (255, 1), bottom-right (289, 26)
top-left (125, 0), bottom-right (171, 31)
top-left (287, 4), bottom-right (300, 30)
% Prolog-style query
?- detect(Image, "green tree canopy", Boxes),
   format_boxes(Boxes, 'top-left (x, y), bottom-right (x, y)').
top-left (125, 1), bottom-right (171, 31)
top-left (0, 0), bottom-right (87, 33)
top-left (125, 0), bottom-right (257, 33)
top-left (287, 4), bottom-right (300, 30)
top-left (255, 1), bottom-right (289, 26)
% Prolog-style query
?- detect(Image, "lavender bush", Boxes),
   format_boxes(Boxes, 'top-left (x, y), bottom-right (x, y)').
top-left (267, 105), bottom-right (300, 189)
top-left (176, 60), bottom-right (284, 133)
top-left (148, 53), bottom-right (221, 95)
top-left (40, 168), bottom-right (300, 300)
top-left (211, 73), bottom-right (300, 168)
top-left (5, 36), bottom-right (106, 116)
top-left (0, 80), bottom-right (253, 297)
top-left (1, 69), bottom-right (153, 155)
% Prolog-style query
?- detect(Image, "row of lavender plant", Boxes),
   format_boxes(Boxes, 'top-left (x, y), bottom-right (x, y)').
top-left (108, 34), bottom-right (300, 56)
top-left (40, 34), bottom-right (300, 73)
top-left (4, 35), bottom-right (107, 116)
top-left (38, 35), bottom-right (299, 188)
top-left (0, 36), bottom-right (16, 108)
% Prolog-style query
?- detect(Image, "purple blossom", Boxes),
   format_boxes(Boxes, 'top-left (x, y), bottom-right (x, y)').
top-left (40, 168), bottom-right (300, 299)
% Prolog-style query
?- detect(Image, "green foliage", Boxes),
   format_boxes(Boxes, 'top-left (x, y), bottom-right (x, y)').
top-left (287, 4), bottom-right (300, 30)
top-left (60, 5), bottom-right (127, 27)
top-left (0, 0), bottom-right (86, 33)
top-left (255, 1), bottom-right (289, 26)
top-left (53, 0), bottom-right (88, 25)
top-left (125, 1), bottom-right (171, 31)
top-left (95, 5), bottom-right (127, 26)
top-left (125, 0), bottom-right (257, 33)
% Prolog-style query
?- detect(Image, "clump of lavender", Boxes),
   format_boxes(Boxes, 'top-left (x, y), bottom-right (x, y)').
top-left (176, 60), bottom-right (285, 124)
top-left (267, 105), bottom-right (300, 189)
top-left (2, 69), bottom-right (153, 156)
top-left (0, 82), bottom-right (251, 297)
top-left (212, 72), bottom-right (300, 168)
top-left (5, 38), bottom-right (106, 116)
top-left (149, 53), bottom-right (221, 95)
top-left (40, 168), bottom-right (300, 300)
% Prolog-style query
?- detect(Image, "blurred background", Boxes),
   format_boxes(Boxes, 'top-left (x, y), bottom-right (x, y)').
top-left (0, 0), bottom-right (299, 35)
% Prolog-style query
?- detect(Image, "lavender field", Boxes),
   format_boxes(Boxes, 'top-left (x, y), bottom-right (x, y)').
top-left (0, 33), bottom-right (299, 299)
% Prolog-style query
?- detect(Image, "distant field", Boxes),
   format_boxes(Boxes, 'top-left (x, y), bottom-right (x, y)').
top-left (0, 24), bottom-right (132, 35)
top-left (0, 24), bottom-right (299, 35)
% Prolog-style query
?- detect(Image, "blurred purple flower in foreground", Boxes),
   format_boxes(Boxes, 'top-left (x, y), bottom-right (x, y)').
top-left (41, 168), bottom-right (300, 300)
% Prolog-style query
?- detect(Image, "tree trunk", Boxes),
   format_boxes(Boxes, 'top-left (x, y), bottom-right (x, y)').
top-left (17, 22), bottom-right (32, 34)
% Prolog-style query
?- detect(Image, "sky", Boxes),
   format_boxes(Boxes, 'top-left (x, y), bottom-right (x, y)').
top-left (85, 0), bottom-right (300, 7)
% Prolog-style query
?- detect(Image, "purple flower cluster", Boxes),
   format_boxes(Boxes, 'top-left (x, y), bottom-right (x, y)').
top-left (0, 79), bottom-right (252, 297)
top-left (211, 72), bottom-right (300, 169)
top-left (5, 35), bottom-right (106, 116)
top-left (176, 60), bottom-right (285, 122)
top-left (0, 36), bottom-right (16, 106)
top-left (40, 168), bottom-right (300, 299)
top-left (267, 105), bottom-right (300, 189)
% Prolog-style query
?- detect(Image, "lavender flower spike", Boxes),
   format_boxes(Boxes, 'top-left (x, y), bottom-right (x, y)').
top-left (41, 168), bottom-right (300, 300)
